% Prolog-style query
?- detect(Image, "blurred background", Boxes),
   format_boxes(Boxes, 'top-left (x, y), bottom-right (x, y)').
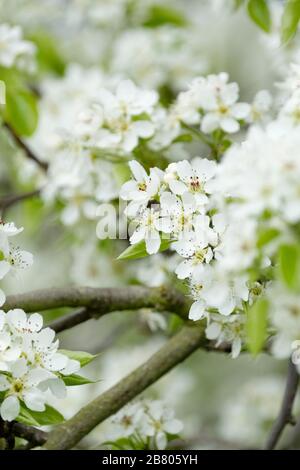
top-left (0, 0), bottom-right (297, 449)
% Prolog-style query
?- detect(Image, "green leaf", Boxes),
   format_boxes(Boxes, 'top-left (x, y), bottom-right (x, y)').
top-left (117, 238), bottom-right (171, 260)
top-left (59, 349), bottom-right (97, 367)
top-left (173, 133), bottom-right (193, 143)
top-left (17, 403), bottom-right (64, 426)
top-left (29, 31), bottom-right (66, 76)
top-left (246, 298), bottom-right (269, 355)
top-left (281, 0), bottom-right (300, 44)
top-left (257, 227), bottom-right (280, 248)
top-left (62, 374), bottom-right (96, 386)
top-left (278, 244), bottom-right (300, 292)
top-left (247, 0), bottom-right (271, 33)
top-left (143, 5), bottom-right (187, 28)
top-left (4, 87), bottom-right (38, 136)
top-left (234, 0), bottom-right (245, 9)
top-left (0, 79), bottom-right (5, 105)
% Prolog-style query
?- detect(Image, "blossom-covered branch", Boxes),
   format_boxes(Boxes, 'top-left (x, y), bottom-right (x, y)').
top-left (43, 324), bottom-right (205, 450)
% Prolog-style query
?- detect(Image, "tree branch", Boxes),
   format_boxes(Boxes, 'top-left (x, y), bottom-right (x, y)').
top-left (0, 189), bottom-right (40, 215)
top-left (43, 324), bottom-right (205, 450)
top-left (264, 359), bottom-right (299, 450)
top-left (11, 422), bottom-right (47, 447)
top-left (3, 286), bottom-right (191, 321)
top-left (4, 122), bottom-right (48, 171)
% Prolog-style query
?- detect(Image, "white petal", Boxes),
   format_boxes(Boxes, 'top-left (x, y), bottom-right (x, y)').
top-left (220, 117), bottom-right (239, 133)
top-left (11, 358), bottom-right (28, 378)
top-left (168, 180), bottom-right (187, 195)
top-left (201, 113), bottom-right (219, 133)
top-left (155, 431), bottom-right (167, 450)
top-left (28, 313), bottom-right (43, 332)
top-left (132, 121), bottom-right (154, 138)
top-left (0, 289), bottom-right (5, 307)
top-left (1, 396), bottom-right (20, 421)
top-left (129, 160), bottom-right (147, 182)
top-left (189, 300), bottom-right (206, 321)
top-left (164, 419), bottom-right (183, 434)
top-left (23, 389), bottom-right (46, 412)
top-left (175, 259), bottom-right (194, 279)
top-left (146, 235), bottom-right (161, 254)
top-left (205, 322), bottom-right (222, 340)
top-left (0, 375), bottom-right (10, 391)
top-left (0, 261), bottom-right (10, 280)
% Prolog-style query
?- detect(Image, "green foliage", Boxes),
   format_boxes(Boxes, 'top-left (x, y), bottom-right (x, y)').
top-left (59, 349), bottom-right (97, 367)
top-left (4, 87), bottom-right (38, 136)
top-left (246, 298), bottom-right (268, 355)
top-left (247, 0), bottom-right (271, 33)
top-left (62, 374), bottom-right (96, 386)
top-left (17, 403), bottom-right (64, 426)
top-left (117, 238), bottom-right (171, 260)
top-left (29, 31), bottom-right (66, 76)
top-left (256, 227), bottom-right (280, 248)
top-left (143, 5), bottom-right (187, 28)
top-left (0, 67), bottom-right (38, 136)
top-left (281, 0), bottom-right (300, 44)
top-left (278, 243), bottom-right (300, 292)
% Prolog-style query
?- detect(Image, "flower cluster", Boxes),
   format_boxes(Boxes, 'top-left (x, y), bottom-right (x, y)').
top-left (0, 308), bottom-right (80, 421)
top-left (0, 221), bottom-right (33, 306)
top-left (0, 23), bottom-right (35, 71)
top-left (120, 157), bottom-right (251, 357)
top-left (107, 399), bottom-right (183, 450)
top-left (74, 79), bottom-right (158, 153)
top-left (38, 73), bottom-right (256, 227)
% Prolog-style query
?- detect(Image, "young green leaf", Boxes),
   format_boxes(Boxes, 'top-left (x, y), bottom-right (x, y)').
top-left (281, 0), bottom-right (300, 44)
top-left (143, 5), bottom-right (187, 28)
top-left (247, 0), bottom-right (271, 33)
top-left (62, 374), bottom-right (96, 386)
top-left (256, 227), bottom-right (280, 248)
top-left (17, 403), bottom-right (65, 426)
top-left (246, 298), bottom-right (269, 356)
top-left (59, 349), bottom-right (97, 367)
top-left (4, 87), bottom-right (38, 136)
top-left (278, 244), bottom-right (300, 292)
top-left (29, 31), bottom-right (66, 76)
top-left (117, 238), bottom-right (171, 261)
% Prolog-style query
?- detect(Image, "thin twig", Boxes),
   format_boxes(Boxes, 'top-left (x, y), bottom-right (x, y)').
top-left (264, 359), bottom-right (299, 450)
top-left (49, 308), bottom-right (91, 333)
top-left (0, 189), bottom-right (40, 215)
top-left (43, 324), bottom-right (205, 450)
top-left (4, 122), bottom-right (48, 171)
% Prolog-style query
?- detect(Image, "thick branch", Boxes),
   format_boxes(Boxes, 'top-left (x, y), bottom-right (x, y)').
top-left (4, 286), bottom-right (190, 321)
top-left (4, 122), bottom-right (48, 171)
top-left (43, 324), bottom-right (205, 450)
top-left (265, 359), bottom-right (299, 450)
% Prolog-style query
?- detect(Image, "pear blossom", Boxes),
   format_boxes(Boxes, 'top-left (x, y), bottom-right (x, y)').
top-left (121, 161), bottom-right (163, 217)
top-left (205, 313), bottom-right (246, 358)
top-left (108, 399), bottom-right (183, 450)
top-left (0, 221), bottom-right (32, 307)
top-left (129, 207), bottom-right (161, 255)
top-left (80, 80), bottom-right (158, 153)
top-left (0, 308), bottom-right (81, 421)
top-left (0, 23), bottom-right (35, 71)
top-left (166, 158), bottom-right (216, 206)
